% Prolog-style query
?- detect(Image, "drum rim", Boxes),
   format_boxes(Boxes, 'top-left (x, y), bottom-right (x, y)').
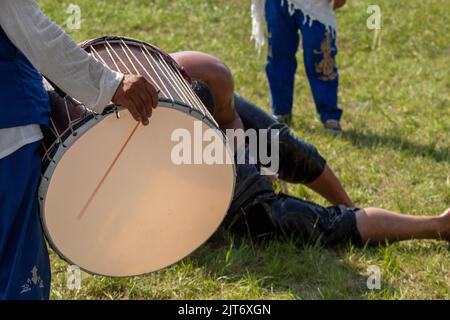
top-left (80, 35), bottom-right (180, 71)
top-left (39, 99), bottom-right (236, 277)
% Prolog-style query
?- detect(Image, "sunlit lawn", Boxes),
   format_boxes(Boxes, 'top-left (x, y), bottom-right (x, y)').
top-left (38, 0), bottom-right (449, 299)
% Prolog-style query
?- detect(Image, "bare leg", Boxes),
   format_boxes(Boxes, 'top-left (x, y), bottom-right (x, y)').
top-left (356, 208), bottom-right (450, 244)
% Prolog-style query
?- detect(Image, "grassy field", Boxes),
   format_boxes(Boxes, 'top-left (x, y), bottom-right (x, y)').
top-left (37, 0), bottom-right (449, 299)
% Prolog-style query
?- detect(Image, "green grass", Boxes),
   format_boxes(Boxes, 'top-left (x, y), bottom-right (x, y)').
top-left (37, 0), bottom-right (450, 299)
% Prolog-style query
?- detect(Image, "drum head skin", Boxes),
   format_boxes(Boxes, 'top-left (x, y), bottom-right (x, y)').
top-left (41, 106), bottom-right (235, 277)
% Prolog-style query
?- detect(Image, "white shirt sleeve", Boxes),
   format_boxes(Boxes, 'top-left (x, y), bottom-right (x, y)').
top-left (0, 0), bottom-right (124, 113)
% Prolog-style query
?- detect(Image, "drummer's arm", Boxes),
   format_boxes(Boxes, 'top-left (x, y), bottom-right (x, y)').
top-left (0, 0), bottom-right (122, 113)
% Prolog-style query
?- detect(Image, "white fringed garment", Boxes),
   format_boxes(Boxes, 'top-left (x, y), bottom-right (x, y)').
top-left (251, 0), bottom-right (337, 52)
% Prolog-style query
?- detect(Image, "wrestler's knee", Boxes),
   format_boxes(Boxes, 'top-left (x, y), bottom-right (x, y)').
top-left (275, 124), bottom-right (327, 183)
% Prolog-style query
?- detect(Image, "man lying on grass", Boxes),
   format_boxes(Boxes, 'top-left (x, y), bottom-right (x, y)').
top-left (171, 51), bottom-right (450, 246)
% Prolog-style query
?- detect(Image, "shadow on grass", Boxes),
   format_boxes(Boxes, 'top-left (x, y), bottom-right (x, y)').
top-left (297, 125), bottom-right (449, 164)
top-left (192, 231), bottom-right (396, 299)
top-left (340, 129), bottom-right (449, 164)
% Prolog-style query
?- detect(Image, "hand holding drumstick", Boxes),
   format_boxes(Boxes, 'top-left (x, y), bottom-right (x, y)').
top-left (112, 74), bottom-right (159, 126)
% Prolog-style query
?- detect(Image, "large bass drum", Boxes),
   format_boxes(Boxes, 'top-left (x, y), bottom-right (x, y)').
top-left (39, 36), bottom-right (235, 277)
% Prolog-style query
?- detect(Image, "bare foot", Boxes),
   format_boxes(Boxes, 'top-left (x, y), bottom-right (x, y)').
top-left (439, 208), bottom-right (450, 241)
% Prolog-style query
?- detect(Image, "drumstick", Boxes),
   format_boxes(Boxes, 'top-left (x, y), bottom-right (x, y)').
top-left (77, 122), bottom-right (141, 220)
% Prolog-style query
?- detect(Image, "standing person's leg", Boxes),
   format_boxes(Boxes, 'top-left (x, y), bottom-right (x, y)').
top-left (299, 12), bottom-right (343, 128)
top-left (265, 0), bottom-right (300, 122)
top-left (0, 142), bottom-right (51, 300)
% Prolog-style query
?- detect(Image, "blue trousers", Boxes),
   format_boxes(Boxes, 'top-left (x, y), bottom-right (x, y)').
top-left (0, 142), bottom-right (50, 300)
top-left (265, 0), bottom-right (342, 122)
